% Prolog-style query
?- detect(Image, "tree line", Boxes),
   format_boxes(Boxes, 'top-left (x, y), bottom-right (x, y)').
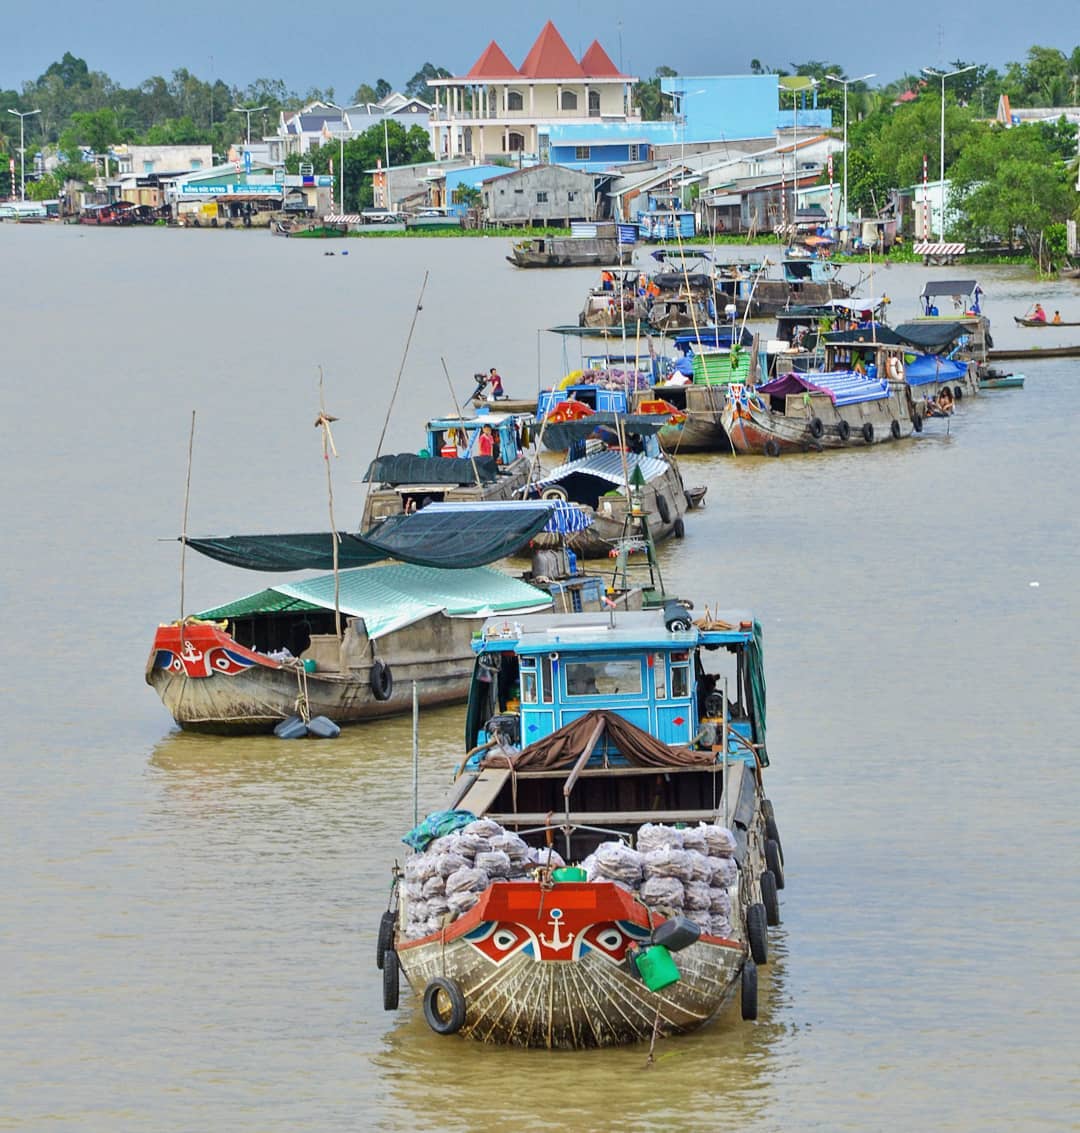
top-left (2, 46), bottom-right (1077, 257)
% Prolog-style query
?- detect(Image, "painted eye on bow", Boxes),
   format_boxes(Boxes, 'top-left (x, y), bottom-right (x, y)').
top-left (492, 928), bottom-right (520, 951)
top-left (595, 929), bottom-right (623, 952)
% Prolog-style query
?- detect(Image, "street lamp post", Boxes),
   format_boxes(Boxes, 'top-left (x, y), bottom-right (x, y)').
top-left (7, 108), bottom-right (41, 201)
top-left (231, 104), bottom-right (268, 146)
top-left (921, 65), bottom-right (976, 239)
top-left (825, 73), bottom-right (874, 236)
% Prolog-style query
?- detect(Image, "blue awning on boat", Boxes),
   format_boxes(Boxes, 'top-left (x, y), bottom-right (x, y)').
top-left (902, 354), bottom-right (969, 386)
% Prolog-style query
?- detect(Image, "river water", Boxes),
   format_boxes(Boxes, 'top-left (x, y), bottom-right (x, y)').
top-left (1, 225), bottom-right (1077, 1132)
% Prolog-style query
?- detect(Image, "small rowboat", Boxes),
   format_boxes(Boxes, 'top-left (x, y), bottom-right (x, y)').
top-left (1014, 316), bottom-right (1080, 327)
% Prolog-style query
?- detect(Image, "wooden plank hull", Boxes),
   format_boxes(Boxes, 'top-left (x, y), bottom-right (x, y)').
top-left (146, 614), bottom-right (478, 733)
top-left (396, 881), bottom-right (745, 1049)
top-left (722, 390), bottom-right (913, 454)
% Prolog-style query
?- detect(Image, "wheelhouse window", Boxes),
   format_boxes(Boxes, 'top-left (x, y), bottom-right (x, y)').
top-left (520, 666), bottom-right (538, 705)
top-left (652, 654), bottom-right (667, 699)
top-left (671, 663), bottom-right (690, 698)
top-left (561, 91), bottom-right (578, 111)
top-left (541, 656), bottom-right (554, 703)
top-left (566, 659), bottom-right (642, 697)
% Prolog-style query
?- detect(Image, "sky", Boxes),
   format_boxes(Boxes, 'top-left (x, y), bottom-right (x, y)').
top-left (0, 0), bottom-right (1071, 99)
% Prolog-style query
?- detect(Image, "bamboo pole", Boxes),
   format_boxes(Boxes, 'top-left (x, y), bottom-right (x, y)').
top-left (315, 368), bottom-right (342, 641)
top-left (179, 410), bottom-right (196, 636)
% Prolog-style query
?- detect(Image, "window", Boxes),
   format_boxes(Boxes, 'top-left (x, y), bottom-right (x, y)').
top-left (143, 161), bottom-right (155, 175)
top-left (189, 159), bottom-right (202, 170)
top-left (575, 146), bottom-right (591, 160)
top-left (588, 90), bottom-right (601, 116)
top-left (541, 656), bottom-right (554, 703)
top-left (671, 665), bottom-right (690, 698)
top-left (628, 145), bottom-right (639, 162)
top-left (560, 90), bottom-right (578, 111)
top-left (652, 655), bottom-right (667, 699)
top-left (566, 660), bottom-right (642, 697)
top-left (507, 90), bottom-right (523, 111)
top-left (567, 191), bottom-right (576, 202)
top-left (507, 131), bottom-right (525, 152)
top-left (536, 191), bottom-right (548, 203)
top-left (520, 661), bottom-right (538, 704)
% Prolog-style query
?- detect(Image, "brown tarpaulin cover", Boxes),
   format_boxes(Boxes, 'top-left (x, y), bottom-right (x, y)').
top-left (481, 709), bottom-right (715, 771)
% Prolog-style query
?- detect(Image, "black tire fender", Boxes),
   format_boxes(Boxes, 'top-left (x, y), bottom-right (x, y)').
top-left (763, 438), bottom-right (781, 458)
top-left (376, 909), bottom-right (395, 970)
top-left (371, 659), bottom-right (393, 702)
top-left (541, 485), bottom-right (568, 501)
top-left (766, 838), bottom-right (785, 890)
top-left (890, 419), bottom-right (902, 440)
top-left (954, 385), bottom-right (964, 400)
top-left (656, 493), bottom-right (672, 525)
top-left (808, 416), bottom-right (824, 439)
top-left (747, 903), bottom-right (768, 964)
top-left (836, 419), bottom-right (851, 442)
top-left (383, 949), bottom-right (400, 1010)
top-left (913, 411), bottom-right (924, 433)
top-left (672, 515), bottom-right (686, 539)
top-left (423, 976), bottom-right (467, 1035)
top-left (741, 957), bottom-right (758, 1020)
top-left (764, 813), bottom-right (783, 865)
top-left (761, 869), bottom-right (780, 926)
top-left (861, 422), bottom-right (874, 444)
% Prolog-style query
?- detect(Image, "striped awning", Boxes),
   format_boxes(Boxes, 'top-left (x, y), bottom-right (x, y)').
top-left (533, 450), bottom-right (671, 489)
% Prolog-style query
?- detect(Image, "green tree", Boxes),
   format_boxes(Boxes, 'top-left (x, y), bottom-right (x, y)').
top-left (61, 108), bottom-right (121, 155)
top-left (948, 123), bottom-right (1074, 267)
top-left (633, 66), bottom-right (677, 121)
top-left (26, 171), bottom-right (61, 200)
top-left (405, 63), bottom-right (450, 100)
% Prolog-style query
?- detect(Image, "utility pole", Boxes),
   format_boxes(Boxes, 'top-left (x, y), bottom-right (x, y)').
top-left (7, 108), bottom-right (41, 201)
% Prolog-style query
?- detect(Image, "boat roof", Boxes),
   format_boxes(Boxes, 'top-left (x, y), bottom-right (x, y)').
top-left (920, 280), bottom-right (979, 298)
top-left (423, 499), bottom-right (594, 535)
top-left (476, 608), bottom-right (756, 654)
top-left (196, 563), bottom-right (552, 640)
top-left (533, 449), bottom-right (671, 488)
top-left (428, 411), bottom-right (529, 429)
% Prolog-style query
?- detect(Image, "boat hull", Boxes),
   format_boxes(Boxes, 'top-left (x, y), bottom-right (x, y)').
top-left (395, 881), bottom-right (745, 1049)
top-left (722, 388), bottom-right (913, 454)
top-left (146, 617), bottom-right (478, 733)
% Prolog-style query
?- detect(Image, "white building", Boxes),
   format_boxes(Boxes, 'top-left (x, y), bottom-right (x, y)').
top-left (426, 21), bottom-right (639, 161)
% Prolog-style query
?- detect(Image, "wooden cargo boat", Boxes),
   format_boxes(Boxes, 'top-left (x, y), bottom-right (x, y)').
top-left (525, 417), bottom-right (703, 555)
top-left (1014, 316), bottom-right (1080, 327)
top-left (508, 223), bottom-right (621, 268)
top-left (361, 411), bottom-right (533, 529)
top-left (146, 502), bottom-right (613, 734)
top-left (379, 604), bottom-right (785, 1047)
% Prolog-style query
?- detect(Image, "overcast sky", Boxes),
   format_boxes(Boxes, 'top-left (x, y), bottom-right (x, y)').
top-left (1, 0), bottom-right (1069, 98)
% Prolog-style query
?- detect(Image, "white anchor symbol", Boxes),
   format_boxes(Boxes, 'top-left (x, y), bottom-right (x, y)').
top-left (539, 908), bottom-right (572, 951)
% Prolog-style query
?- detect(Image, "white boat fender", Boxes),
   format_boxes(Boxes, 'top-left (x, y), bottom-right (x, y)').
top-left (423, 976), bottom-right (467, 1034)
top-left (371, 660), bottom-right (393, 701)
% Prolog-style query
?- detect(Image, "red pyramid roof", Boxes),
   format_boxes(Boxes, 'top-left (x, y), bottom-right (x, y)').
top-left (466, 41), bottom-right (520, 79)
top-left (580, 40), bottom-right (624, 78)
top-left (519, 21), bottom-right (585, 79)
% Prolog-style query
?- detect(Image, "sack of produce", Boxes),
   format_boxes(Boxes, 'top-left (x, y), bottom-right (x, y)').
top-left (462, 818), bottom-right (505, 838)
top-left (700, 823), bottom-right (737, 858)
top-left (688, 850), bottom-right (712, 882)
top-left (709, 857), bottom-right (738, 888)
top-left (593, 841), bottom-right (644, 884)
top-left (640, 875), bottom-right (685, 910)
top-left (434, 852), bottom-right (470, 879)
top-left (681, 826), bottom-right (708, 855)
top-left (421, 875), bottom-right (446, 899)
top-left (404, 880), bottom-right (424, 902)
top-left (643, 846), bottom-right (694, 882)
top-left (455, 831), bottom-right (493, 857)
top-left (637, 822), bottom-right (684, 853)
top-left (709, 914), bottom-right (732, 937)
top-left (447, 888), bottom-right (482, 915)
top-left (526, 846), bottom-right (565, 868)
top-left (684, 880), bottom-right (712, 911)
top-left (475, 850), bottom-right (512, 878)
top-left (490, 831), bottom-right (530, 861)
top-left (445, 866), bottom-right (490, 896)
top-left (709, 887), bottom-right (731, 915)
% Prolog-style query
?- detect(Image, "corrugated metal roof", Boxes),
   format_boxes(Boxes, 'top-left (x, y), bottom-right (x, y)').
top-left (534, 450), bottom-right (671, 489)
top-left (198, 563), bottom-right (551, 640)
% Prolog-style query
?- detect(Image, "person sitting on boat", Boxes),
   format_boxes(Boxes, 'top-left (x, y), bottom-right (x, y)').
top-left (440, 430), bottom-right (459, 458)
top-left (852, 355), bottom-right (867, 375)
top-left (937, 387), bottom-right (955, 414)
top-left (1031, 303), bottom-right (1047, 323)
top-left (488, 367), bottom-right (506, 400)
top-left (1052, 310), bottom-right (1062, 325)
top-left (601, 270), bottom-right (615, 291)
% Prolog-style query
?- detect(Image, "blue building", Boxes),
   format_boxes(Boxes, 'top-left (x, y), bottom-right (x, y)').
top-left (660, 75), bottom-right (830, 144)
top-left (544, 121), bottom-right (678, 172)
